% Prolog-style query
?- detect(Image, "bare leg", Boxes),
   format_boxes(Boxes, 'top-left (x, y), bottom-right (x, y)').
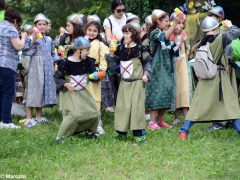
top-left (150, 110), bottom-right (158, 123)
top-left (157, 109), bottom-right (172, 128)
top-left (182, 108), bottom-right (189, 119)
top-left (27, 107), bottom-right (33, 119)
top-left (36, 107), bottom-right (42, 121)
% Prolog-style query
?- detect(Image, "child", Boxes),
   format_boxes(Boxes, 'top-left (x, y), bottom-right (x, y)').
top-left (85, 16), bottom-right (109, 135)
top-left (54, 37), bottom-right (99, 139)
top-left (22, 13), bottom-right (57, 127)
top-left (145, 9), bottom-right (183, 130)
top-left (169, 12), bottom-right (190, 125)
top-left (106, 22), bottom-right (152, 143)
top-left (178, 16), bottom-right (240, 139)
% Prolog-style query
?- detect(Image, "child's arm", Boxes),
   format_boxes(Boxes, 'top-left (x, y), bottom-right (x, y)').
top-left (54, 61), bottom-right (73, 92)
top-left (222, 21), bottom-right (240, 49)
top-left (98, 42), bottom-right (109, 71)
top-left (22, 36), bottom-right (37, 56)
top-left (141, 47), bottom-right (152, 83)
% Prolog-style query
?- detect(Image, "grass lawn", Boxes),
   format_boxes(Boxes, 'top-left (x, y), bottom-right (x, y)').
top-left (0, 107), bottom-right (240, 180)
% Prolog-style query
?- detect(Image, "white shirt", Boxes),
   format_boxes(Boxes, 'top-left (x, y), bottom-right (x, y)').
top-left (103, 14), bottom-right (127, 40)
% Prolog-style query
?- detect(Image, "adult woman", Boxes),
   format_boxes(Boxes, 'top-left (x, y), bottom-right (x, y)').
top-left (103, 0), bottom-right (127, 44)
top-left (0, 8), bottom-right (27, 128)
top-left (103, 0), bottom-right (127, 105)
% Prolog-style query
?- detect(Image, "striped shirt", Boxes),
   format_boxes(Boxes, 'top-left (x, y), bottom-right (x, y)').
top-left (0, 20), bottom-right (19, 71)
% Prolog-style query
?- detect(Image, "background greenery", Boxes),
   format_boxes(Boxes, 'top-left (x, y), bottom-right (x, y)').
top-left (0, 108), bottom-right (240, 179)
top-left (5, 0), bottom-right (240, 37)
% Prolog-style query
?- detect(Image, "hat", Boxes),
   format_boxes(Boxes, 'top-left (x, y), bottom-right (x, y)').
top-left (126, 13), bottom-right (139, 23)
top-left (202, 16), bottom-right (219, 32)
top-left (128, 22), bottom-right (141, 33)
top-left (74, 37), bottom-right (91, 49)
top-left (23, 24), bottom-right (33, 32)
top-left (145, 15), bottom-right (153, 26)
top-left (87, 14), bottom-right (101, 25)
top-left (151, 9), bottom-right (166, 23)
top-left (34, 13), bottom-right (49, 24)
top-left (68, 14), bottom-right (83, 25)
top-left (209, 6), bottom-right (225, 19)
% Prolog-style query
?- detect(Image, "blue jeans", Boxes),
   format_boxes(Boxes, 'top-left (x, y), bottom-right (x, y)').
top-left (0, 67), bottom-right (16, 123)
top-left (179, 119), bottom-right (240, 134)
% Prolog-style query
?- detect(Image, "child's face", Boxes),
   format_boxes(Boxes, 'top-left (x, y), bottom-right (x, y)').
top-left (66, 21), bottom-right (74, 35)
top-left (157, 16), bottom-right (170, 31)
top-left (123, 31), bottom-right (132, 45)
top-left (80, 48), bottom-right (90, 59)
top-left (86, 25), bottom-right (99, 40)
top-left (36, 20), bottom-right (47, 33)
top-left (174, 21), bottom-right (185, 34)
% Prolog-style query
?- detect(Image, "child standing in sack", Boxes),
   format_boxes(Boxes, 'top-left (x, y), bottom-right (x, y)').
top-left (54, 37), bottom-right (99, 139)
top-left (106, 22), bottom-right (152, 143)
top-left (178, 16), bottom-right (240, 139)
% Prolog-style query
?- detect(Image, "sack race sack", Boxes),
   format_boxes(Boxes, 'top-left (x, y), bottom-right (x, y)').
top-left (193, 42), bottom-right (218, 79)
top-left (70, 74), bottom-right (88, 91)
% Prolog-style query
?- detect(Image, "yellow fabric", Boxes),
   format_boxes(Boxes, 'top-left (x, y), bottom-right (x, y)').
top-left (86, 39), bottom-right (109, 109)
top-left (185, 13), bottom-right (206, 47)
top-left (176, 45), bottom-right (190, 108)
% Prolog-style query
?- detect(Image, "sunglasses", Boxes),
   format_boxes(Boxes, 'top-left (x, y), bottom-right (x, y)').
top-left (116, 8), bottom-right (125, 13)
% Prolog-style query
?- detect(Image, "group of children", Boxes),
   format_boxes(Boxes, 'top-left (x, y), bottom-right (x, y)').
top-left (5, 0), bottom-right (240, 143)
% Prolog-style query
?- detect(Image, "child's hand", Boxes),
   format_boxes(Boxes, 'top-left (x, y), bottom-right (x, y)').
top-left (142, 75), bottom-right (149, 84)
top-left (109, 44), bottom-right (116, 55)
top-left (64, 83), bottom-right (75, 91)
top-left (222, 20), bottom-right (233, 29)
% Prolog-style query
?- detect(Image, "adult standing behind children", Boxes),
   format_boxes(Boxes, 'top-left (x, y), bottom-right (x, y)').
top-left (0, 8), bottom-right (27, 128)
top-left (103, 0), bottom-right (127, 106)
top-left (103, 0), bottom-right (127, 43)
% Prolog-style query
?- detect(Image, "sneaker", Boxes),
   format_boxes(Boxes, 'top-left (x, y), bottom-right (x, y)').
top-left (158, 120), bottom-right (173, 129)
top-left (172, 119), bottom-right (181, 126)
top-left (105, 107), bottom-right (115, 113)
top-left (86, 131), bottom-right (99, 138)
top-left (24, 118), bottom-right (39, 128)
top-left (134, 136), bottom-right (147, 143)
top-left (0, 122), bottom-right (21, 129)
top-left (97, 125), bottom-right (105, 135)
top-left (148, 121), bottom-right (160, 130)
top-left (178, 132), bottom-right (188, 139)
top-left (207, 123), bottom-right (225, 132)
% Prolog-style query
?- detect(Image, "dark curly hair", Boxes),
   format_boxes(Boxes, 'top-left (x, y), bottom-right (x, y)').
top-left (122, 23), bottom-right (140, 44)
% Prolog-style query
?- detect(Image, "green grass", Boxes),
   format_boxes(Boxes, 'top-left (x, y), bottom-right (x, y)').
top-left (0, 108), bottom-right (240, 180)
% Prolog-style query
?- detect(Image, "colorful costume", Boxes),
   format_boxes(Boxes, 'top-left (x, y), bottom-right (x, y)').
top-left (86, 39), bottom-right (108, 111)
top-left (145, 29), bottom-right (177, 110)
top-left (23, 35), bottom-right (57, 107)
